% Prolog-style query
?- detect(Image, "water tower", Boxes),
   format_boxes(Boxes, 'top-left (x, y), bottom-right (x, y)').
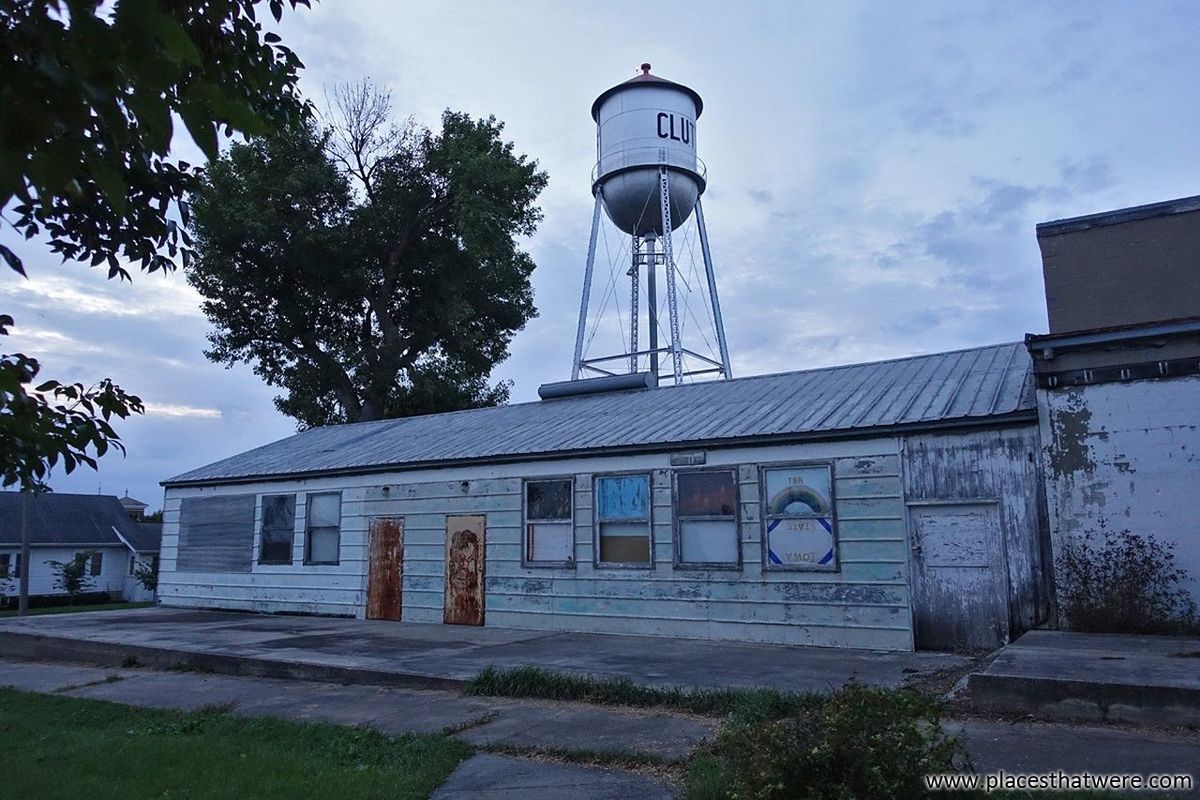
top-left (569, 63), bottom-right (732, 386)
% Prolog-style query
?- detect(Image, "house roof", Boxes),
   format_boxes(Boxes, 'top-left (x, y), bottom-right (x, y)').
top-left (0, 493), bottom-right (143, 549)
top-left (126, 523), bottom-right (162, 554)
top-left (165, 341), bottom-right (1035, 488)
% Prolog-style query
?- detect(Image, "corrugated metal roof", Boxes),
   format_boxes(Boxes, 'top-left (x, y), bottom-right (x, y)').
top-left (0, 493), bottom-right (140, 548)
top-left (165, 342), bottom-right (1035, 486)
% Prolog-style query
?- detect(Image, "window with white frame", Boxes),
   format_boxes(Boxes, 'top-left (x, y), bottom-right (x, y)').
top-left (761, 463), bottom-right (837, 570)
top-left (524, 479), bottom-right (574, 565)
top-left (259, 493), bottom-right (297, 564)
top-left (304, 492), bottom-right (342, 565)
top-left (595, 474), bottom-right (651, 565)
top-left (675, 469), bottom-right (739, 567)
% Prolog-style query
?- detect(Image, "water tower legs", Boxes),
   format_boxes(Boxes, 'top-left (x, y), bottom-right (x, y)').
top-left (629, 234), bottom-right (639, 374)
top-left (570, 171), bottom-right (731, 386)
top-left (696, 199), bottom-right (732, 378)
top-left (571, 194), bottom-right (603, 381)
top-left (658, 168), bottom-right (685, 384)
top-left (646, 236), bottom-right (659, 380)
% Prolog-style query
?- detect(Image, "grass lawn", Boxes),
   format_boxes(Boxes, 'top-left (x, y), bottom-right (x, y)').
top-left (0, 600), bottom-right (154, 618)
top-left (0, 688), bottom-right (471, 800)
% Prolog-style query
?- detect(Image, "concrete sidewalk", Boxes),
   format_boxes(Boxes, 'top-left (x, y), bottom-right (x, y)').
top-left (0, 606), bottom-right (970, 693)
top-left (0, 657), bottom-right (714, 760)
top-left (968, 630), bottom-right (1200, 726)
top-left (4, 657), bottom-right (1197, 798)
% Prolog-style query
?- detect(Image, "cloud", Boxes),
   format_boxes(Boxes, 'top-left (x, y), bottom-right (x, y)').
top-left (144, 403), bottom-right (222, 419)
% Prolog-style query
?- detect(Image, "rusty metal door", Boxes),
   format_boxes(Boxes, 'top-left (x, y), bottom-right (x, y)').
top-left (444, 514), bottom-right (485, 626)
top-left (910, 502), bottom-right (1009, 651)
top-left (367, 517), bottom-right (404, 621)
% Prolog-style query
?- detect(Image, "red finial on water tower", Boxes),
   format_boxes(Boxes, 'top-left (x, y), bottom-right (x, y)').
top-left (640, 62), bottom-right (651, 75)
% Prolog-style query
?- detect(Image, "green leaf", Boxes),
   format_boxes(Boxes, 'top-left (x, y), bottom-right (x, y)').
top-left (148, 9), bottom-right (203, 66)
top-left (88, 158), bottom-right (129, 215)
top-left (0, 244), bottom-right (25, 276)
top-left (180, 101), bottom-right (220, 161)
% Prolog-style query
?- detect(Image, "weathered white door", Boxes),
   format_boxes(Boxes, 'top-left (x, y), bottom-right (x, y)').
top-left (909, 502), bottom-right (1009, 651)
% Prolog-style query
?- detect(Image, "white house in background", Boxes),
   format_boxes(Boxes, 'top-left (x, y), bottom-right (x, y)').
top-left (0, 493), bottom-right (161, 605)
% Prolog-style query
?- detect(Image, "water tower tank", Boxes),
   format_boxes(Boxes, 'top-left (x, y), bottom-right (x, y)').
top-left (592, 63), bottom-right (706, 236)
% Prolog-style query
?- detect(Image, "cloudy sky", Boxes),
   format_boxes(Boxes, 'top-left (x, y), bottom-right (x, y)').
top-left (4, 0), bottom-right (1199, 509)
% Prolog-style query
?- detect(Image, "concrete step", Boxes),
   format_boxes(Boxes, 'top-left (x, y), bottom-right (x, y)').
top-left (967, 630), bottom-right (1200, 727)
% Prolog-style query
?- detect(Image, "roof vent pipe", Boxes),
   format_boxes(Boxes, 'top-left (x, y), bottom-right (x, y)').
top-left (538, 371), bottom-right (657, 400)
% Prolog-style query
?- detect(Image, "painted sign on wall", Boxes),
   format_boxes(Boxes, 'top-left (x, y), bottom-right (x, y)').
top-left (762, 465), bottom-right (835, 568)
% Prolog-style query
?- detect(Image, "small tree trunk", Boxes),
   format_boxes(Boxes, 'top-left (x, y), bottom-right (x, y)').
top-left (17, 491), bottom-right (31, 616)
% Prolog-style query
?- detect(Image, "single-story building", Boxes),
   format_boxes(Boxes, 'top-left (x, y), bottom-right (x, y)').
top-left (160, 342), bottom-right (1051, 652)
top-left (0, 493), bottom-right (161, 604)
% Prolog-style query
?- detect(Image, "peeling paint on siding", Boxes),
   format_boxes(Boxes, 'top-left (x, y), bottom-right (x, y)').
top-left (1047, 391), bottom-right (1094, 478)
top-left (902, 425), bottom-right (1050, 640)
top-left (1038, 376), bottom-right (1200, 608)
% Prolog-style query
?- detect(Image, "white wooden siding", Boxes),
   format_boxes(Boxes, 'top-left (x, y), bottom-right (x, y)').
top-left (0, 545), bottom-right (129, 598)
top-left (160, 438), bottom-right (916, 649)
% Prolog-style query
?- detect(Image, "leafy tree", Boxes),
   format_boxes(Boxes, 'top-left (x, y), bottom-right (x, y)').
top-left (143, 509), bottom-right (164, 523)
top-left (188, 83), bottom-right (548, 428)
top-left (0, 558), bottom-right (14, 594)
top-left (133, 558), bottom-right (159, 593)
top-left (46, 550), bottom-right (97, 604)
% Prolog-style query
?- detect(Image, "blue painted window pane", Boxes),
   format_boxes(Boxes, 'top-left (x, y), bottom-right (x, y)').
top-left (596, 475), bottom-right (650, 522)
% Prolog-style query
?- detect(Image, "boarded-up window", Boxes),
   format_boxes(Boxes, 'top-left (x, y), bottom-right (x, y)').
top-left (89, 551), bottom-right (103, 576)
top-left (595, 474), bottom-right (651, 565)
top-left (259, 494), bottom-right (297, 564)
top-left (762, 464), bottom-right (837, 570)
top-left (525, 479), bottom-right (573, 564)
top-left (305, 492), bottom-right (341, 565)
top-left (177, 495), bottom-right (256, 573)
top-left (675, 470), bottom-right (738, 566)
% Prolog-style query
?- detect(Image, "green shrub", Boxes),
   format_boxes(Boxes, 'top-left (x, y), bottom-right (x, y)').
top-left (711, 683), bottom-right (968, 800)
top-left (1057, 530), bottom-right (1198, 635)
